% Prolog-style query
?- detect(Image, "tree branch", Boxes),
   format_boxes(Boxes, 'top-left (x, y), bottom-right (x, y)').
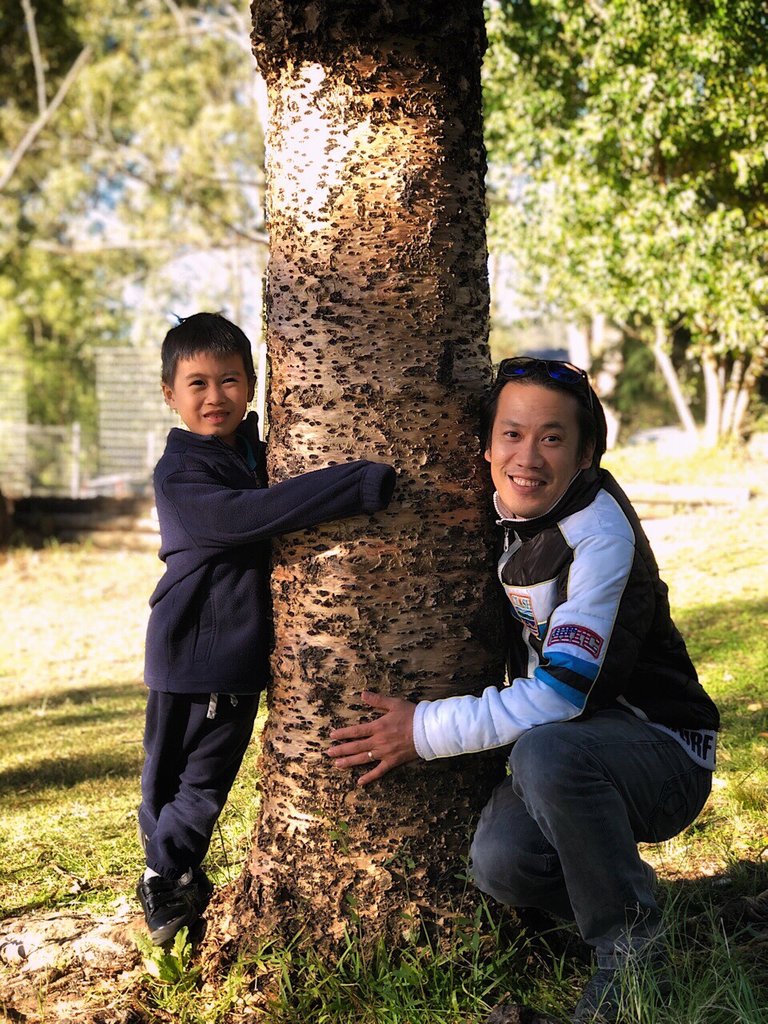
top-left (21, 0), bottom-right (47, 114)
top-left (116, 161), bottom-right (267, 246)
top-left (162, 0), bottom-right (187, 33)
top-left (584, 0), bottom-right (609, 22)
top-left (614, 318), bottom-right (650, 344)
top-left (0, 44), bottom-right (92, 193)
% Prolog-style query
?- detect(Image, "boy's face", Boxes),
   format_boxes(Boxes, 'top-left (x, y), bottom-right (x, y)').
top-left (162, 351), bottom-right (255, 446)
top-left (484, 382), bottom-right (594, 519)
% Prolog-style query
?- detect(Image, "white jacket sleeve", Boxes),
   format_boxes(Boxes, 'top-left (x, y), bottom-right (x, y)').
top-left (412, 676), bottom-right (582, 760)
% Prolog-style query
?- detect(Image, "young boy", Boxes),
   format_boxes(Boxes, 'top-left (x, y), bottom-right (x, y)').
top-left (137, 312), bottom-right (396, 944)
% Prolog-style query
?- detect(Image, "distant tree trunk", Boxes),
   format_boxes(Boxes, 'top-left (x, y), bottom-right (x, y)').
top-left (733, 342), bottom-right (768, 438)
top-left (653, 323), bottom-right (698, 438)
top-left (0, 488), bottom-right (10, 548)
top-left (566, 320), bottom-right (591, 370)
top-left (701, 349), bottom-right (722, 446)
top-left (567, 314), bottom-right (621, 449)
top-left (702, 343), bottom-right (765, 445)
top-left (719, 357), bottom-right (742, 439)
top-left (215, 0), bottom-right (507, 963)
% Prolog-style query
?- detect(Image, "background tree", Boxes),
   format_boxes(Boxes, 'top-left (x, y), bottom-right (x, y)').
top-left (1, 0), bottom-right (265, 433)
top-left (484, 0), bottom-right (768, 443)
top-left (214, 0), bottom-right (507, 963)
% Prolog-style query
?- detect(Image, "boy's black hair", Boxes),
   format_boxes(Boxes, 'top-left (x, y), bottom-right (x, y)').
top-left (480, 364), bottom-right (607, 469)
top-left (161, 312), bottom-right (256, 385)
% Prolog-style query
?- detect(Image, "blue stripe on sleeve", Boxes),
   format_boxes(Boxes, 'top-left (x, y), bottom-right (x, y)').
top-left (546, 650), bottom-right (600, 681)
top-left (534, 666), bottom-right (589, 709)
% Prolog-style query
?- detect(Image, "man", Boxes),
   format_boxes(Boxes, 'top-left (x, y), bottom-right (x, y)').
top-left (327, 357), bottom-right (719, 1023)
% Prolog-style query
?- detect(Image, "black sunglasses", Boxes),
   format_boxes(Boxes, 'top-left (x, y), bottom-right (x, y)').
top-left (497, 357), bottom-right (594, 412)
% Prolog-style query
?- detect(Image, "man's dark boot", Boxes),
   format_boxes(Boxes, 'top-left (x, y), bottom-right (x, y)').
top-left (571, 946), bottom-right (670, 1023)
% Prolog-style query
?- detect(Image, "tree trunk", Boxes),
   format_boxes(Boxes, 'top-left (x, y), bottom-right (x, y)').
top-left (719, 355), bottom-right (743, 440)
top-left (653, 324), bottom-right (698, 438)
top-left (732, 342), bottom-right (767, 439)
top-left (216, 0), bottom-right (507, 964)
top-left (565, 320), bottom-right (590, 370)
top-left (701, 349), bottom-right (722, 447)
top-left (0, 488), bottom-right (10, 548)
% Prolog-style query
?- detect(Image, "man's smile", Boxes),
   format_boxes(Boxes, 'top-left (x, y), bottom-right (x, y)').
top-left (509, 476), bottom-right (546, 489)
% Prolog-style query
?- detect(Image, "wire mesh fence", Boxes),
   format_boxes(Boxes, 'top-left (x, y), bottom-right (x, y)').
top-left (0, 344), bottom-right (267, 500)
top-left (0, 348), bottom-right (168, 499)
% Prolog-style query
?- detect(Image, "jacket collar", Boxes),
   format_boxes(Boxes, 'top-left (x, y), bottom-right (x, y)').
top-left (493, 467), bottom-right (604, 539)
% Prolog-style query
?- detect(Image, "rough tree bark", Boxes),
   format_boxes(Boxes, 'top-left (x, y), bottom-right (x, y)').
top-left (215, 0), bottom-right (507, 963)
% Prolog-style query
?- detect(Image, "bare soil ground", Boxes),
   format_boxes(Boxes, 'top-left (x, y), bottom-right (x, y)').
top-left (1, 901), bottom-right (144, 1023)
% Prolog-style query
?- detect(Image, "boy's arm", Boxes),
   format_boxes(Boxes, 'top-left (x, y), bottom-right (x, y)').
top-left (159, 459), bottom-right (395, 548)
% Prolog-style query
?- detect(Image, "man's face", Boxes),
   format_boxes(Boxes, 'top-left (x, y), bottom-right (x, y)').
top-left (484, 382), bottom-right (594, 519)
top-left (162, 351), bottom-right (254, 446)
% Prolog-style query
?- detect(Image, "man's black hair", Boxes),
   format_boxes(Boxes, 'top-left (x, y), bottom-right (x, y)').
top-left (161, 312), bottom-right (256, 385)
top-left (480, 364), bottom-right (607, 469)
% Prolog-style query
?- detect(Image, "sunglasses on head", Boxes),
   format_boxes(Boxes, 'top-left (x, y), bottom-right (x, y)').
top-left (497, 357), bottom-right (594, 412)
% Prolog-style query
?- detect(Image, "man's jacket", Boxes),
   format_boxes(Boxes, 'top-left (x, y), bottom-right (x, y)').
top-left (144, 413), bottom-right (395, 694)
top-left (414, 467), bottom-right (719, 769)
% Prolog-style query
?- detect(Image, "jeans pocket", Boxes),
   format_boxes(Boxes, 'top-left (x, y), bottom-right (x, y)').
top-left (647, 765), bottom-right (712, 842)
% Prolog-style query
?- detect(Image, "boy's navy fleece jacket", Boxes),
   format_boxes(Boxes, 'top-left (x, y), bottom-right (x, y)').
top-left (144, 413), bottom-right (396, 694)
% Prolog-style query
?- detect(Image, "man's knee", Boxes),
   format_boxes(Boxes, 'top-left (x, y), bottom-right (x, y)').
top-left (470, 809), bottom-right (559, 908)
top-left (469, 817), bottom-right (513, 902)
top-left (470, 828), bottom-right (565, 908)
top-left (510, 723), bottom-right (586, 801)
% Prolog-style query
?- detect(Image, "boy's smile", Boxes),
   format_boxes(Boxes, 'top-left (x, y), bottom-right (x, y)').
top-left (162, 351), bottom-right (255, 446)
top-left (484, 382), bottom-right (594, 519)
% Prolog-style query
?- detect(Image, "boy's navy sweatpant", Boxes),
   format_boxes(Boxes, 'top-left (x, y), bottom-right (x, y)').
top-left (139, 689), bottom-right (260, 880)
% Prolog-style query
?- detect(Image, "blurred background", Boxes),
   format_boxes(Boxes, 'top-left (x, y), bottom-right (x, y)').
top-left (1, 0), bottom-right (767, 502)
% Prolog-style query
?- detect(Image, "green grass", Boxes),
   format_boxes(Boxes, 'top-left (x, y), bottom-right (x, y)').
top-left (2, 444), bottom-right (768, 1022)
top-left (0, 546), bottom-right (263, 920)
top-left (130, 893), bottom-right (768, 1024)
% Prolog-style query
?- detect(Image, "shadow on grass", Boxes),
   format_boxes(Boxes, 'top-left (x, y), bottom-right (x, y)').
top-left (0, 680), bottom-right (146, 809)
top-left (0, 749), bottom-right (142, 807)
top-left (677, 594), bottom-right (768, 727)
top-left (677, 594), bottom-right (768, 655)
top-left (0, 680), bottom-right (146, 714)
top-left (656, 859), bottom-right (768, 1011)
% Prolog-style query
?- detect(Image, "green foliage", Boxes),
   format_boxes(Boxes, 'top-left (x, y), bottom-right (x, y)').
top-left (485, 0), bottom-right (768, 438)
top-left (1, 0), bottom-right (264, 431)
top-left (136, 926), bottom-right (199, 986)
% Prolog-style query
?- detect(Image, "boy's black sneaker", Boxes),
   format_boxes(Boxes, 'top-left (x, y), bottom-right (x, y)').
top-left (136, 870), bottom-right (213, 945)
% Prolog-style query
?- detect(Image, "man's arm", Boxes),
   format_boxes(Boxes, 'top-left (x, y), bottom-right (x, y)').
top-left (327, 678), bottom-right (580, 785)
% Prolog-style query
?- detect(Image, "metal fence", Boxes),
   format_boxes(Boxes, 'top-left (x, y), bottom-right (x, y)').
top-left (0, 348), bottom-right (168, 498)
top-left (0, 344), bottom-right (267, 499)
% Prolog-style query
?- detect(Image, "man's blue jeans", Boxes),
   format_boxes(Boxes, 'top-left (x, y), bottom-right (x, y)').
top-left (469, 709), bottom-right (712, 965)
